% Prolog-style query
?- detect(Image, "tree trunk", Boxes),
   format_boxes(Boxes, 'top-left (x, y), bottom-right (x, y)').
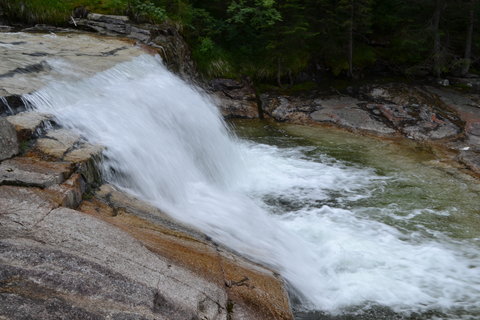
top-left (348, 0), bottom-right (354, 78)
top-left (432, 0), bottom-right (444, 78)
top-left (462, 0), bottom-right (476, 76)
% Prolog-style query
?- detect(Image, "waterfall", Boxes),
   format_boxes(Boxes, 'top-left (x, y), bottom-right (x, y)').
top-left (26, 55), bottom-right (480, 318)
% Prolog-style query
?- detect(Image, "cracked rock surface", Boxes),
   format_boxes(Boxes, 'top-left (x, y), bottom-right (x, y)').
top-left (1, 111), bottom-right (292, 319)
top-left (0, 29), bottom-right (291, 320)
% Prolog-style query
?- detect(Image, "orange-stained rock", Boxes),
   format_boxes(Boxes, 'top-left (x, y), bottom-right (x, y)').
top-left (79, 184), bottom-right (294, 320)
top-left (0, 157), bottom-right (73, 188)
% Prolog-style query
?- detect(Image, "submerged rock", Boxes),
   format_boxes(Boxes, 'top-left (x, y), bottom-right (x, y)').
top-left (458, 150), bottom-right (480, 173)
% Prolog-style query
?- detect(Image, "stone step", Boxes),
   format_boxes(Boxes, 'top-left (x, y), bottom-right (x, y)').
top-left (0, 157), bottom-right (72, 188)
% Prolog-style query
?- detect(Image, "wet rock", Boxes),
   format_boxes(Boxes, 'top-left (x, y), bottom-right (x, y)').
top-left (360, 85), bottom-right (462, 140)
top-left (0, 170), bottom-right (292, 320)
top-left (73, 14), bottom-right (196, 78)
top-left (308, 97), bottom-right (397, 136)
top-left (6, 111), bottom-right (53, 141)
top-left (0, 61), bottom-right (51, 79)
top-left (261, 94), bottom-right (317, 123)
top-left (458, 150), bottom-right (480, 173)
top-left (80, 184), bottom-right (293, 320)
top-left (64, 143), bottom-right (103, 186)
top-left (45, 173), bottom-right (86, 209)
top-left (0, 118), bottom-right (19, 161)
top-left (210, 79), bottom-right (259, 119)
top-left (0, 157), bottom-right (72, 188)
top-left (79, 13), bottom-right (129, 34)
top-left (33, 128), bottom-right (103, 185)
top-left (0, 32), bottom-right (145, 96)
top-left (0, 94), bottom-right (27, 116)
top-left (36, 129), bottom-right (81, 159)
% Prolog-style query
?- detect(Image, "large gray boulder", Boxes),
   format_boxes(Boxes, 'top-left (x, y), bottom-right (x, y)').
top-left (210, 79), bottom-right (259, 119)
top-left (0, 118), bottom-right (19, 161)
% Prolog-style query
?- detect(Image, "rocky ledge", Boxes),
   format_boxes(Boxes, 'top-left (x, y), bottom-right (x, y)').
top-left (0, 111), bottom-right (293, 319)
top-left (246, 83), bottom-right (480, 177)
top-left (72, 13), bottom-right (196, 78)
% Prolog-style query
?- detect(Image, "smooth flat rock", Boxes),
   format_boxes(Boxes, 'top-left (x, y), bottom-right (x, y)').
top-left (6, 112), bottom-right (53, 141)
top-left (32, 207), bottom-right (227, 319)
top-left (0, 186), bottom-right (56, 233)
top-left (0, 32), bottom-right (145, 96)
top-left (0, 157), bottom-right (72, 188)
top-left (311, 97), bottom-right (397, 136)
top-left (80, 185), bottom-right (293, 320)
top-left (0, 118), bottom-right (19, 161)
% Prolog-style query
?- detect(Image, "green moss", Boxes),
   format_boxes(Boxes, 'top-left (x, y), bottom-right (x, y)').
top-left (19, 140), bottom-right (33, 154)
top-left (0, 0), bottom-right (130, 25)
top-left (226, 300), bottom-right (234, 320)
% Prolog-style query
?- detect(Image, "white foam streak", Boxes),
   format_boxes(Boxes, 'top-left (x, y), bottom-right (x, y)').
top-left (26, 55), bottom-right (480, 317)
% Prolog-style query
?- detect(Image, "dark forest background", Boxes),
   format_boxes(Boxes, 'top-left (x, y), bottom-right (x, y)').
top-left (2, 0), bottom-right (479, 86)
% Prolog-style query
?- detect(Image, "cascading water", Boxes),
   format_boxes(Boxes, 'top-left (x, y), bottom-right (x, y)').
top-left (26, 55), bottom-right (480, 319)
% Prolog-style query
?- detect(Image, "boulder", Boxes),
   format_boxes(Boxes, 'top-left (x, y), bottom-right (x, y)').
top-left (311, 104), bottom-right (397, 136)
top-left (262, 95), bottom-right (316, 123)
top-left (6, 111), bottom-right (53, 141)
top-left (211, 79), bottom-right (259, 119)
top-left (64, 143), bottom-right (104, 186)
top-left (35, 129), bottom-right (80, 159)
top-left (0, 118), bottom-right (19, 161)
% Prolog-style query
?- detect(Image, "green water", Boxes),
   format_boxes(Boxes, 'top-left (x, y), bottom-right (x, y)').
top-left (230, 119), bottom-right (480, 320)
top-left (231, 119), bottom-right (480, 241)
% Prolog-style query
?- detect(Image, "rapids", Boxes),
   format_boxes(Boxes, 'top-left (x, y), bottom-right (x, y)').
top-left (25, 55), bottom-right (480, 319)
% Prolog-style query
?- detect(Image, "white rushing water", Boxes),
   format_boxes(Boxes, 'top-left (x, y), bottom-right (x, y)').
top-left (26, 55), bottom-right (480, 318)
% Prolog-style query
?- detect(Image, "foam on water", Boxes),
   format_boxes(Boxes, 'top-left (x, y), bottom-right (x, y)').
top-left (26, 55), bottom-right (480, 318)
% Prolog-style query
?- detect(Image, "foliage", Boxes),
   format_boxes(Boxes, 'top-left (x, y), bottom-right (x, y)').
top-left (128, 0), bottom-right (167, 23)
top-left (3, 0), bottom-right (480, 82)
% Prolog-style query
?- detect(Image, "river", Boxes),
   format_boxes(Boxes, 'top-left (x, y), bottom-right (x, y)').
top-left (25, 54), bottom-right (480, 320)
